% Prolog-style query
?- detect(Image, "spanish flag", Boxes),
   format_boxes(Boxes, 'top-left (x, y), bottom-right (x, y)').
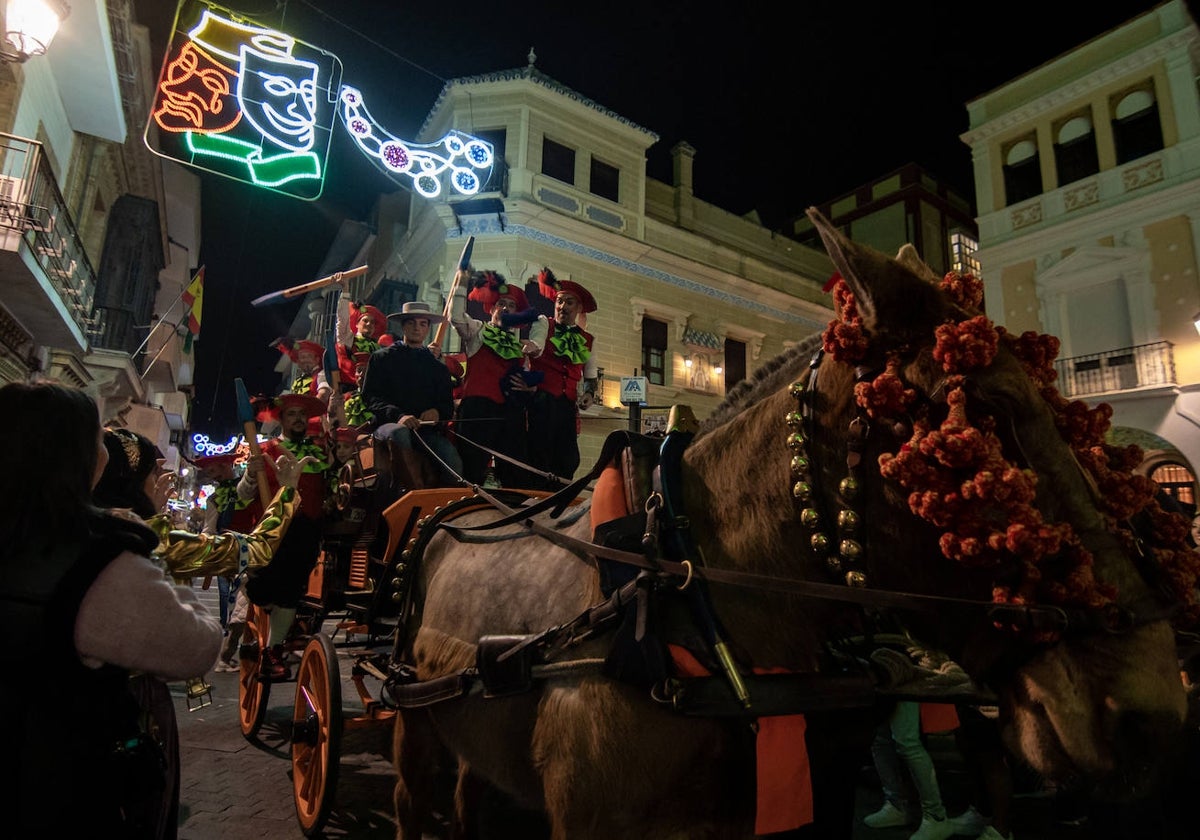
top-left (181, 266), bottom-right (205, 341)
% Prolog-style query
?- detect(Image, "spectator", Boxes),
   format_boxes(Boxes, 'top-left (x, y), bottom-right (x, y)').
top-left (527, 268), bottom-right (598, 488)
top-left (862, 700), bottom-right (955, 840)
top-left (0, 382), bottom-right (222, 838)
top-left (362, 300), bottom-right (463, 491)
top-left (450, 268), bottom-right (547, 487)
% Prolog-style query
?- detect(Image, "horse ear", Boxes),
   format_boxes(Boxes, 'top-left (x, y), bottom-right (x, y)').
top-left (806, 207), bottom-right (951, 341)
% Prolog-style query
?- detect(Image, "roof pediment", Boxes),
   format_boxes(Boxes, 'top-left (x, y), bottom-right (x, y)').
top-left (1037, 245), bottom-right (1144, 287)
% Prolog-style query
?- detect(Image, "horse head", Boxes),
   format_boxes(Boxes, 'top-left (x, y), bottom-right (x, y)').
top-left (796, 207), bottom-right (1196, 797)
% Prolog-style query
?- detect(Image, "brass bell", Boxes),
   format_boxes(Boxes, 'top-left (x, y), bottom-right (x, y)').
top-left (400, 550), bottom-right (411, 561)
top-left (837, 509), bottom-right (860, 532)
top-left (391, 592), bottom-right (403, 603)
top-left (790, 455), bottom-right (810, 477)
top-left (811, 533), bottom-right (829, 553)
top-left (826, 555), bottom-right (843, 574)
top-left (839, 476), bottom-right (860, 500)
top-left (801, 508), bottom-right (821, 528)
top-left (787, 431), bottom-right (806, 450)
top-left (391, 577), bottom-right (404, 588)
top-left (789, 381), bottom-right (806, 399)
top-left (785, 410), bottom-right (803, 428)
top-left (845, 570), bottom-right (867, 587)
top-left (839, 538), bottom-right (862, 559)
top-left (792, 481), bottom-right (812, 502)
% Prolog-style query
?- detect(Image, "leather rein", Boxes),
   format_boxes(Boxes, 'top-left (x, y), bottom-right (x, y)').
top-left (429, 345), bottom-right (1175, 642)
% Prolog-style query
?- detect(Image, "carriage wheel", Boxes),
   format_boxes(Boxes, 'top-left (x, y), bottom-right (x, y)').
top-left (238, 602), bottom-right (272, 739)
top-left (292, 632), bottom-right (343, 836)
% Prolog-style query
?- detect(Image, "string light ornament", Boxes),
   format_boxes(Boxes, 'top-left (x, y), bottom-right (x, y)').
top-left (822, 271), bottom-right (1200, 637)
top-left (338, 86), bottom-right (494, 198)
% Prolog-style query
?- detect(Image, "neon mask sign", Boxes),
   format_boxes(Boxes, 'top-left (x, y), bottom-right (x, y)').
top-left (146, 0), bottom-right (494, 202)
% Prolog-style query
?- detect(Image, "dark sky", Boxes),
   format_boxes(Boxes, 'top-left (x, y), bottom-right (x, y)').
top-left (134, 0), bottom-right (1164, 439)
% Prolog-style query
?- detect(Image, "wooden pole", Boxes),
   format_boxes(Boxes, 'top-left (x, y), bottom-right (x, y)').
top-left (431, 236), bottom-right (475, 350)
top-left (235, 378), bottom-right (273, 510)
top-left (251, 264), bottom-right (370, 307)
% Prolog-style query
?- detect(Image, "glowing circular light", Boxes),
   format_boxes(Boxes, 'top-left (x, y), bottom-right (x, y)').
top-left (465, 141), bottom-right (492, 167)
top-left (453, 169), bottom-right (480, 195)
top-left (381, 142), bottom-right (411, 172)
top-left (350, 118), bottom-right (369, 135)
top-left (415, 174), bottom-right (440, 197)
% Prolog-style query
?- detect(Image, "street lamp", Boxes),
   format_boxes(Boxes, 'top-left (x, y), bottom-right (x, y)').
top-left (3, 0), bottom-right (69, 63)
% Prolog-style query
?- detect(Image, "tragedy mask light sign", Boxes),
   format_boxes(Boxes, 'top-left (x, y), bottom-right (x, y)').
top-left (146, 0), bottom-right (496, 203)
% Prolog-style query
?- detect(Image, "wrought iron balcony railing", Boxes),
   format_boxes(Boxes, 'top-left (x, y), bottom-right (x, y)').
top-left (0, 132), bottom-right (98, 341)
top-left (1053, 341), bottom-right (1176, 398)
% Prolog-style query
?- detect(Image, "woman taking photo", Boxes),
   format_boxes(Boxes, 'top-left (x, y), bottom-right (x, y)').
top-left (0, 382), bottom-right (223, 838)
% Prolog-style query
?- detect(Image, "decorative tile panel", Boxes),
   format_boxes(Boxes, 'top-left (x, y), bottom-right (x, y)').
top-left (1121, 159), bottom-right (1164, 192)
top-left (1011, 203), bottom-right (1043, 230)
top-left (1063, 182), bottom-right (1099, 211)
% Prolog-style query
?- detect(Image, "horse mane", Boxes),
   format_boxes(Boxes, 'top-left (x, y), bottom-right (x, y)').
top-left (696, 331), bottom-right (825, 438)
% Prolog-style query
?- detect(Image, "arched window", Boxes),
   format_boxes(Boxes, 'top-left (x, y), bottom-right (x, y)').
top-left (1112, 86), bottom-right (1163, 164)
top-left (1002, 137), bottom-right (1041, 205)
top-left (1054, 113), bottom-right (1099, 186)
top-left (1150, 461), bottom-right (1196, 517)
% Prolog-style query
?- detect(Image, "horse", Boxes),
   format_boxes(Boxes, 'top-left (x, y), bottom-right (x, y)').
top-left (387, 207), bottom-right (1197, 839)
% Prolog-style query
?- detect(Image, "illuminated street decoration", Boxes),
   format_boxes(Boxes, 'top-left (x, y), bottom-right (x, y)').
top-left (339, 86), bottom-right (494, 198)
top-left (192, 432), bottom-right (267, 455)
top-left (148, 0), bottom-right (494, 202)
top-left (147, 1), bottom-right (339, 199)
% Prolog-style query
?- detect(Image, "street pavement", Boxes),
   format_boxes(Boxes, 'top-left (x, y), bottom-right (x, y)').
top-left (176, 584), bottom-right (419, 840)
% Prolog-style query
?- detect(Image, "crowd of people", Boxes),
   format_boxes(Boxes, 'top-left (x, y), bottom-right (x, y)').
top-left (0, 264), bottom-right (599, 838)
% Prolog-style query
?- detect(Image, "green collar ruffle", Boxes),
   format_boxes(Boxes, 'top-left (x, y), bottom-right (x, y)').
top-left (281, 437), bottom-right (329, 472)
top-left (480, 324), bottom-right (525, 360)
top-left (549, 326), bottom-right (590, 364)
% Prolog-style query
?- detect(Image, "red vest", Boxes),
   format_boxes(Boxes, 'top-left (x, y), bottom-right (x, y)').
top-left (531, 322), bottom-right (593, 401)
top-left (261, 437), bottom-right (327, 520)
top-left (461, 345), bottom-right (514, 403)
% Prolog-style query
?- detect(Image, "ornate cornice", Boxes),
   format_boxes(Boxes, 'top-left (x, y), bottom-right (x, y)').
top-left (962, 30), bottom-right (1196, 144)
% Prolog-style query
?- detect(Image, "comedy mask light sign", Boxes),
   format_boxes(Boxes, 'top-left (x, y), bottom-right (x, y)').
top-left (146, 0), bottom-right (494, 202)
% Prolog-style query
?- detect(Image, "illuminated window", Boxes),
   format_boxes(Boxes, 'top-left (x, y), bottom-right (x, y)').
top-left (542, 137), bottom-right (575, 184)
top-left (1112, 86), bottom-right (1163, 164)
top-left (949, 230), bottom-right (981, 279)
top-left (590, 158), bottom-right (619, 202)
top-left (1151, 462), bottom-right (1196, 515)
top-left (641, 317), bottom-right (667, 386)
top-left (1054, 113), bottom-right (1099, 186)
top-left (1003, 137), bottom-right (1041, 205)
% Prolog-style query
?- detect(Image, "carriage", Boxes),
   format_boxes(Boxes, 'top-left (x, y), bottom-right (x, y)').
top-left (239, 208), bottom-right (1199, 839)
top-left (233, 433), bottom-right (558, 835)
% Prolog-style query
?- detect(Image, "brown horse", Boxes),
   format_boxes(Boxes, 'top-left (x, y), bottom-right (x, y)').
top-left (389, 208), bottom-right (1195, 839)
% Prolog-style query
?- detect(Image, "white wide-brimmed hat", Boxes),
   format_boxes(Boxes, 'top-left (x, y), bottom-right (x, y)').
top-left (388, 300), bottom-right (446, 324)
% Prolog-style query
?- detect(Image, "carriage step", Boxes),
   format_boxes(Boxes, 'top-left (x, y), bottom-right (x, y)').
top-left (348, 546), bottom-right (371, 589)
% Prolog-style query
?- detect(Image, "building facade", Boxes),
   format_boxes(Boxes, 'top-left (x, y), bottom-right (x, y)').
top-left (789, 162), bottom-right (980, 280)
top-left (961, 0), bottom-right (1200, 513)
top-left (0, 0), bottom-right (200, 469)
top-left (289, 55), bottom-right (835, 476)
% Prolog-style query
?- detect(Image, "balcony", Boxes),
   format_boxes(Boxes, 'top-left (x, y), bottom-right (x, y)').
top-left (0, 133), bottom-right (98, 352)
top-left (1053, 341), bottom-right (1175, 398)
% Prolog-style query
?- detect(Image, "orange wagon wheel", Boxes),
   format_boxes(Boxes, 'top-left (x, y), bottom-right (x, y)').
top-left (238, 602), bottom-right (272, 739)
top-left (291, 632), bottom-right (343, 836)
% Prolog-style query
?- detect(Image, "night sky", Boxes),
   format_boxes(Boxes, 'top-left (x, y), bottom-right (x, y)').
top-left (132, 0), bottom-right (1165, 439)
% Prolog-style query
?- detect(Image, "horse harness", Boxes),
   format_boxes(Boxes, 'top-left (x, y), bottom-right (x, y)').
top-left (385, 349), bottom-right (1178, 716)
